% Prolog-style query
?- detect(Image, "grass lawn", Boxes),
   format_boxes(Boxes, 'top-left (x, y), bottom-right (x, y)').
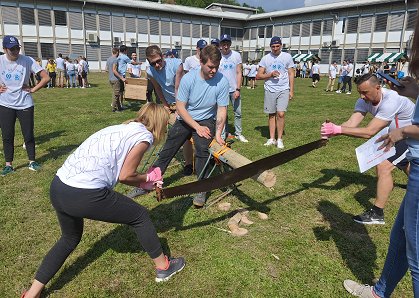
top-left (0, 73), bottom-right (413, 297)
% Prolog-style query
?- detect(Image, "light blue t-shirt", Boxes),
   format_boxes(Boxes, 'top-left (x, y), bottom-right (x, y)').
top-left (259, 51), bottom-right (294, 93)
top-left (147, 58), bottom-right (182, 104)
top-left (407, 96), bottom-right (419, 161)
top-left (117, 53), bottom-right (131, 77)
top-left (177, 67), bottom-right (229, 121)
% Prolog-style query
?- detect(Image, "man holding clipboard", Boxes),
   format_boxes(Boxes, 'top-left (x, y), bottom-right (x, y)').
top-left (321, 73), bottom-right (414, 225)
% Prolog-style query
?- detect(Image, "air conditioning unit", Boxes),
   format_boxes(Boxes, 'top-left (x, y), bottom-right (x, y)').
top-left (113, 36), bottom-right (121, 44)
top-left (175, 41), bottom-right (181, 47)
top-left (331, 39), bottom-right (340, 47)
top-left (282, 43), bottom-right (288, 49)
top-left (87, 33), bottom-right (98, 43)
top-left (322, 41), bottom-right (331, 48)
top-left (234, 45), bottom-right (242, 51)
top-left (130, 38), bottom-right (136, 44)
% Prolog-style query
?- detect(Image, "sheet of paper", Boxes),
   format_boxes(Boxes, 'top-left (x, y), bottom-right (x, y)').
top-left (355, 127), bottom-right (396, 173)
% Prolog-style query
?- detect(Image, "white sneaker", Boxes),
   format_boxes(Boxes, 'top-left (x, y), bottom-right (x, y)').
top-left (277, 139), bottom-right (284, 149)
top-left (235, 134), bottom-right (249, 143)
top-left (22, 143), bottom-right (26, 149)
top-left (343, 280), bottom-right (376, 297)
top-left (346, 91), bottom-right (352, 95)
top-left (264, 139), bottom-right (276, 146)
top-left (126, 187), bottom-right (148, 199)
top-left (335, 90), bottom-right (341, 93)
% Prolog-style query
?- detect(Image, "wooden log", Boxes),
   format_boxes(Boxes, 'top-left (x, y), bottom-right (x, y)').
top-left (209, 142), bottom-right (276, 188)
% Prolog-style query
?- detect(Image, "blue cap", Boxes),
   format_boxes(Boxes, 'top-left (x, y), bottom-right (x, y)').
top-left (197, 39), bottom-right (208, 49)
top-left (211, 38), bottom-right (220, 46)
top-left (2, 35), bottom-right (20, 49)
top-left (165, 50), bottom-right (172, 56)
top-left (171, 49), bottom-right (179, 58)
top-left (220, 34), bottom-right (231, 42)
top-left (270, 36), bottom-right (282, 46)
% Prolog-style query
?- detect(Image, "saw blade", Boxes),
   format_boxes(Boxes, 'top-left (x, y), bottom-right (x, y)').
top-left (158, 139), bottom-right (327, 200)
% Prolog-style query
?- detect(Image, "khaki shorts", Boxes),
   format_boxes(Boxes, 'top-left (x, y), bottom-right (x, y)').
top-left (56, 68), bottom-right (64, 78)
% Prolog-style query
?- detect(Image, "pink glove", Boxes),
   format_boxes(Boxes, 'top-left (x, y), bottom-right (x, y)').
top-left (321, 122), bottom-right (342, 138)
top-left (139, 167), bottom-right (163, 190)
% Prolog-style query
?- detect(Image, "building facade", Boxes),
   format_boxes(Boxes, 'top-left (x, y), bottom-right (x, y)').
top-left (0, 0), bottom-right (416, 70)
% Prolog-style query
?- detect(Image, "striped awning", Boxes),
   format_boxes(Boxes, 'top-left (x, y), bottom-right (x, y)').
top-left (367, 52), bottom-right (407, 62)
top-left (293, 53), bottom-right (321, 62)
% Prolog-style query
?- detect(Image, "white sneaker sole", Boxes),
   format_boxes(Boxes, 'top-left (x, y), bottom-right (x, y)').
top-left (155, 263), bottom-right (185, 282)
top-left (353, 219), bottom-right (385, 225)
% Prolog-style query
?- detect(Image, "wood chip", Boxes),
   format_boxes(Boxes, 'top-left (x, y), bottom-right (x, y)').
top-left (217, 202), bottom-right (231, 211)
top-left (257, 212), bottom-right (269, 220)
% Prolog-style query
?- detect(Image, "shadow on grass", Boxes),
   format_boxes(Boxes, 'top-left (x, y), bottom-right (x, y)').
top-left (36, 144), bottom-right (79, 164)
top-left (314, 200), bottom-right (377, 284)
top-left (44, 225), bottom-right (169, 296)
top-left (254, 125), bottom-right (270, 139)
top-left (36, 130), bottom-right (66, 146)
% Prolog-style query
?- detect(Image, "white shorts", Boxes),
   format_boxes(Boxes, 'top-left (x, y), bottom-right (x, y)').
top-left (264, 89), bottom-right (290, 114)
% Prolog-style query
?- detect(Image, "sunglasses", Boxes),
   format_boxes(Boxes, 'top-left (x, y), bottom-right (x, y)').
top-left (8, 46), bottom-right (20, 52)
top-left (149, 58), bottom-right (163, 67)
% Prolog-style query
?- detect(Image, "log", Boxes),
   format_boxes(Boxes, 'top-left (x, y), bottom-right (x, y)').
top-left (209, 142), bottom-right (277, 188)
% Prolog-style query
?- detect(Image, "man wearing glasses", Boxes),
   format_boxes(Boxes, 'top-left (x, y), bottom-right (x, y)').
top-left (256, 36), bottom-right (295, 149)
top-left (0, 35), bottom-right (49, 176)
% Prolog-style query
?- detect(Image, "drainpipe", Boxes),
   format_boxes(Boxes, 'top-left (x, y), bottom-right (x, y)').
top-left (82, 1), bottom-right (87, 58)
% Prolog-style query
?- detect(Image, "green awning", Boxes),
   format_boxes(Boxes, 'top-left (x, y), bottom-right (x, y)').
top-left (368, 52), bottom-right (407, 62)
top-left (367, 53), bottom-right (381, 62)
top-left (293, 53), bottom-right (308, 62)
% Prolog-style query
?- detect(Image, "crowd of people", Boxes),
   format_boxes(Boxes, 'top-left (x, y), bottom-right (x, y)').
top-left (1, 6), bottom-right (419, 296)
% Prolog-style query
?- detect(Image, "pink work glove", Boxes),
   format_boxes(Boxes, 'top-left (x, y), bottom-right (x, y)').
top-left (321, 122), bottom-right (342, 138)
top-left (139, 167), bottom-right (163, 190)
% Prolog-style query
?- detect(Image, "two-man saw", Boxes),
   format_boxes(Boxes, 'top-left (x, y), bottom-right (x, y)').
top-left (156, 139), bottom-right (328, 201)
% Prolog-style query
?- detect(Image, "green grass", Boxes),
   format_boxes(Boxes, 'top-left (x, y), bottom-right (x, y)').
top-left (0, 73), bottom-right (413, 297)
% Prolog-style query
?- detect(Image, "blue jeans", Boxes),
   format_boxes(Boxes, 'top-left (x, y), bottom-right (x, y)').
top-left (374, 159), bottom-right (419, 297)
top-left (153, 118), bottom-right (215, 179)
top-left (223, 92), bottom-right (242, 138)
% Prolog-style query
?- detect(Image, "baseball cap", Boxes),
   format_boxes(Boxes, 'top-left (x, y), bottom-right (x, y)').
top-left (220, 34), bottom-right (231, 42)
top-left (2, 35), bottom-right (20, 49)
top-left (197, 39), bottom-right (208, 49)
top-left (165, 49), bottom-right (172, 56)
top-left (270, 36), bottom-right (282, 46)
top-left (211, 38), bottom-right (220, 46)
top-left (171, 49), bottom-right (179, 58)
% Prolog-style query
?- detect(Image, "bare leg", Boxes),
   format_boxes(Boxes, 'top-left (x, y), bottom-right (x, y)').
top-left (374, 161), bottom-right (396, 208)
top-left (268, 114), bottom-right (276, 139)
top-left (276, 111), bottom-right (285, 140)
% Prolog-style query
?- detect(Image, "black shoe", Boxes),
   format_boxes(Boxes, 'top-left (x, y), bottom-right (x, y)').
top-left (155, 256), bottom-right (185, 282)
top-left (183, 164), bottom-right (193, 176)
top-left (353, 209), bottom-right (385, 225)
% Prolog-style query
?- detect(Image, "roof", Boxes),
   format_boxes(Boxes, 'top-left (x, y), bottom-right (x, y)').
top-left (205, 3), bottom-right (258, 13)
top-left (71, 0), bottom-right (249, 20)
top-left (248, 0), bottom-right (404, 21)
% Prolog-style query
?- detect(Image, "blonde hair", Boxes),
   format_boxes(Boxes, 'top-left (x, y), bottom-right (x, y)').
top-left (129, 103), bottom-right (169, 144)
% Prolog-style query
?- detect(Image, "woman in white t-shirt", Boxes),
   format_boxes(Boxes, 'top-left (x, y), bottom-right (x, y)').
top-left (22, 103), bottom-right (185, 297)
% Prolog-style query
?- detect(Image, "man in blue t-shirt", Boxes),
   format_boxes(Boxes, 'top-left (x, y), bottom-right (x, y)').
top-left (117, 45), bottom-right (140, 107)
top-left (154, 45), bottom-right (229, 207)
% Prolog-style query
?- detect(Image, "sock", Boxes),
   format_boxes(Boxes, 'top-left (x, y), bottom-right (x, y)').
top-left (372, 205), bottom-right (384, 216)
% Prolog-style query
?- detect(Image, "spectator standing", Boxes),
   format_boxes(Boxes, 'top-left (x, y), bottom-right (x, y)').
top-left (311, 60), bottom-right (320, 88)
top-left (184, 39), bottom-right (207, 73)
top-left (55, 53), bottom-right (66, 88)
top-left (106, 47), bottom-right (123, 112)
top-left (219, 34), bottom-right (248, 142)
top-left (336, 60), bottom-right (348, 93)
top-left (127, 52), bottom-right (141, 78)
top-left (0, 35), bottom-right (49, 176)
top-left (326, 61), bottom-right (338, 92)
top-left (46, 58), bottom-right (56, 88)
top-left (256, 36), bottom-right (295, 149)
top-left (247, 60), bottom-right (258, 89)
top-left (242, 60), bottom-right (250, 87)
top-left (118, 45), bottom-right (140, 107)
top-left (301, 62), bottom-right (307, 78)
top-left (65, 57), bottom-right (76, 88)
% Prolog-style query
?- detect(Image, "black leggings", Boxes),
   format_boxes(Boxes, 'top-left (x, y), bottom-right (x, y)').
top-left (0, 105), bottom-right (35, 162)
top-left (35, 176), bottom-right (163, 284)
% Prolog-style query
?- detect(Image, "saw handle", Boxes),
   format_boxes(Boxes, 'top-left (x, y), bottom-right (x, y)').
top-left (156, 186), bottom-right (164, 202)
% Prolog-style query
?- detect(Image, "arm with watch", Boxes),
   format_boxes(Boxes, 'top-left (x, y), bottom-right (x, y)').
top-left (234, 63), bottom-right (242, 100)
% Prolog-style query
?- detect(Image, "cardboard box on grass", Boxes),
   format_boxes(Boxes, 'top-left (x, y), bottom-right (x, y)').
top-left (125, 78), bottom-right (147, 101)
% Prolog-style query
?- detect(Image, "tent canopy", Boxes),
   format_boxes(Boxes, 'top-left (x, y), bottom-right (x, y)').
top-left (292, 53), bottom-right (321, 62)
top-left (367, 52), bottom-right (407, 63)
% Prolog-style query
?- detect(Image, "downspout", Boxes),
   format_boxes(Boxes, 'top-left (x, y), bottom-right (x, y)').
top-left (82, 1), bottom-right (87, 58)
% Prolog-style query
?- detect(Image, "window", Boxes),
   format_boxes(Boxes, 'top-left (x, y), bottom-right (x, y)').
top-left (54, 10), bottom-right (66, 26)
top-left (221, 27), bottom-right (231, 36)
top-left (312, 21), bottom-right (321, 36)
top-left (266, 25), bottom-right (273, 38)
top-left (2, 7), bottom-right (18, 24)
top-left (202, 24), bottom-right (209, 38)
top-left (40, 43), bottom-right (54, 60)
top-left (357, 49), bottom-right (370, 63)
top-left (250, 27), bottom-right (257, 39)
top-left (126, 17), bottom-right (136, 33)
top-left (301, 22), bottom-right (310, 37)
top-left (38, 10), bottom-right (52, 26)
top-left (23, 42), bottom-right (38, 58)
top-left (56, 43), bottom-right (69, 57)
top-left (375, 14), bottom-right (388, 32)
top-left (258, 27), bottom-right (265, 38)
top-left (343, 48), bottom-right (355, 60)
top-left (172, 22), bottom-right (181, 36)
top-left (389, 12), bottom-right (404, 31)
top-left (150, 19), bottom-right (159, 35)
top-left (323, 19), bottom-right (333, 35)
top-left (84, 14), bottom-right (97, 31)
top-left (211, 25), bottom-right (218, 39)
top-left (192, 23), bottom-right (201, 38)
top-left (292, 23), bottom-right (300, 36)
top-left (138, 19), bottom-right (148, 34)
top-left (21, 8), bottom-right (35, 25)
top-left (112, 16), bottom-right (124, 33)
top-left (69, 12), bottom-right (83, 30)
top-left (71, 44), bottom-right (85, 57)
top-left (320, 48), bottom-right (331, 62)
top-left (161, 21), bottom-right (170, 36)
top-left (282, 25), bottom-right (291, 38)
top-left (244, 28), bottom-right (250, 39)
top-left (99, 14), bottom-right (111, 31)
top-left (359, 16), bottom-right (372, 33)
top-left (331, 49), bottom-right (342, 62)
top-left (183, 23), bottom-right (191, 37)
top-left (407, 10), bottom-right (417, 30)
top-left (346, 17), bottom-right (358, 34)
top-left (100, 45), bottom-right (112, 60)
top-left (237, 28), bottom-right (244, 38)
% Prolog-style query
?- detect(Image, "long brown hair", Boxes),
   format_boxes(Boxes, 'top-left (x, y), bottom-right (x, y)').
top-left (409, 6), bottom-right (419, 79)
top-left (134, 102), bottom-right (169, 144)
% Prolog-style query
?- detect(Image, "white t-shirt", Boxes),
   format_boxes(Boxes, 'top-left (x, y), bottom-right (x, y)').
top-left (248, 64), bottom-right (258, 77)
top-left (128, 62), bottom-right (141, 77)
top-left (354, 88), bottom-right (414, 132)
top-left (0, 54), bottom-right (43, 109)
top-left (183, 55), bottom-right (200, 72)
top-left (329, 65), bottom-right (337, 78)
top-left (79, 60), bottom-right (88, 73)
top-left (312, 64), bottom-right (320, 75)
top-left (259, 51), bottom-right (295, 93)
top-left (56, 57), bottom-right (65, 70)
top-left (346, 63), bottom-right (354, 77)
top-left (363, 64), bottom-right (370, 75)
top-left (219, 50), bottom-right (242, 93)
top-left (243, 63), bottom-right (250, 76)
top-left (57, 122), bottom-right (154, 189)
top-left (66, 61), bottom-right (75, 72)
